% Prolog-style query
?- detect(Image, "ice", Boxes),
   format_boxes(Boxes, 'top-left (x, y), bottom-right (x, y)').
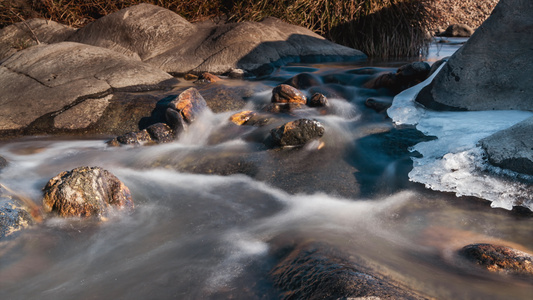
top-left (387, 62), bottom-right (533, 210)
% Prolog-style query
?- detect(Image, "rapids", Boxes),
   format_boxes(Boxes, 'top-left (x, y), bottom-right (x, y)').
top-left (1, 39), bottom-right (532, 299)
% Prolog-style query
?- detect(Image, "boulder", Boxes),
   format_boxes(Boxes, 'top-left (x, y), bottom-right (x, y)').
top-left (0, 18), bottom-right (76, 61)
top-left (479, 116), bottom-right (533, 175)
top-left (270, 119), bottom-right (325, 147)
top-left (67, 4), bottom-right (366, 75)
top-left (0, 42), bottom-right (178, 136)
top-left (271, 84), bottom-right (307, 105)
top-left (416, 0), bottom-right (533, 111)
top-left (42, 166), bottom-right (134, 218)
top-left (229, 111), bottom-right (257, 126)
top-left (0, 197), bottom-right (34, 239)
top-left (438, 24), bottom-right (474, 37)
top-left (168, 87), bottom-right (208, 124)
top-left (458, 243), bottom-right (533, 276)
top-left (283, 72), bottom-right (322, 90)
top-left (271, 241), bottom-right (427, 299)
top-left (308, 93), bottom-right (329, 108)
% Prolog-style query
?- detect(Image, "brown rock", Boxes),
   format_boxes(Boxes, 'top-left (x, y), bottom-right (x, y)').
top-left (229, 111), bottom-right (257, 126)
top-left (283, 72), bottom-right (322, 90)
top-left (271, 84), bottom-right (307, 105)
top-left (114, 129), bottom-right (152, 146)
top-left (198, 72), bottom-right (222, 83)
top-left (184, 73), bottom-right (199, 81)
top-left (168, 87), bottom-right (208, 123)
top-left (458, 243), bottom-right (533, 276)
top-left (146, 123), bottom-right (174, 143)
top-left (271, 119), bottom-right (325, 147)
top-left (42, 167), bottom-right (134, 219)
top-left (309, 93), bottom-right (329, 107)
top-left (262, 103), bottom-right (305, 114)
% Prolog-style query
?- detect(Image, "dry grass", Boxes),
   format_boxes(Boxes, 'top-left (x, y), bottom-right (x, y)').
top-left (0, 0), bottom-right (438, 58)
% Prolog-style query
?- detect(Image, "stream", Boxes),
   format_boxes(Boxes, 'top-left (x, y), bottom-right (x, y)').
top-left (1, 38), bottom-right (532, 299)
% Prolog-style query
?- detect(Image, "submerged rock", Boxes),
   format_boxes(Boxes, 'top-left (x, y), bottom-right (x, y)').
top-left (458, 244), bottom-right (533, 276)
top-left (42, 166), bottom-right (134, 218)
top-left (271, 84), bottom-right (307, 105)
top-left (416, 0), bottom-right (533, 111)
top-left (0, 197), bottom-right (34, 239)
top-left (271, 241), bottom-right (427, 299)
top-left (270, 119), bottom-right (325, 147)
top-left (480, 116), bottom-right (533, 175)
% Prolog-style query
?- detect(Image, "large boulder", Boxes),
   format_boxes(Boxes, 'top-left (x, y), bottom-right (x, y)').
top-left (416, 0), bottom-right (533, 111)
top-left (42, 166), bottom-right (134, 219)
top-left (0, 42), bottom-right (178, 136)
top-left (479, 116), bottom-right (533, 175)
top-left (67, 4), bottom-right (366, 75)
top-left (0, 18), bottom-right (76, 61)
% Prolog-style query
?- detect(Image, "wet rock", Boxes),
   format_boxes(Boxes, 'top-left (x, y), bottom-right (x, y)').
top-left (480, 116), bottom-right (533, 175)
top-left (197, 84), bottom-right (251, 113)
top-left (195, 72), bottom-right (222, 83)
top-left (0, 42), bottom-right (177, 136)
top-left (168, 87), bottom-right (208, 124)
top-left (458, 244), bottom-right (533, 276)
top-left (0, 156), bottom-right (7, 170)
top-left (271, 119), bottom-right (325, 147)
top-left (0, 18), bottom-right (76, 61)
top-left (262, 103), bottom-right (306, 114)
top-left (308, 93), bottom-right (329, 107)
top-left (146, 123), bottom-right (174, 143)
top-left (109, 129), bottom-right (152, 146)
top-left (438, 24), bottom-right (474, 37)
top-left (270, 241), bottom-right (427, 299)
top-left (366, 62), bottom-right (430, 94)
top-left (365, 98), bottom-right (391, 112)
top-left (183, 73), bottom-right (198, 81)
top-left (165, 108), bottom-right (188, 134)
top-left (42, 166), bottom-right (134, 219)
top-left (283, 72), bottom-right (322, 90)
top-left (271, 84), bottom-right (307, 105)
top-left (0, 197), bottom-right (34, 239)
top-left (416, 0), bottom-right (533, 111)
top-left (226, 68), bottom-right (246, 79)
top-left (229, 111), bottom-right (257, 126)
top-left (428, 58), bottom-right (448, 76)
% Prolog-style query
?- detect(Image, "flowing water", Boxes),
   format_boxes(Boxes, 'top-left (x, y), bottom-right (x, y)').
top-left (1, 39), bottom-right (532, 299)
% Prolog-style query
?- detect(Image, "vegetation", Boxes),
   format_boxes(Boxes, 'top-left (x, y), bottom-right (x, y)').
top-left (0, 0), bottom-right (438, 58)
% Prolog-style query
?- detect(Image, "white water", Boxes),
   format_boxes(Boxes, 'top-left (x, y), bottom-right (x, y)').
top-left (388, 64), bottom-right (533, 210)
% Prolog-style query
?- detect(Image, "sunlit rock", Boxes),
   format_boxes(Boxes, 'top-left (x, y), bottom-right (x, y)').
top-left (271, 84), bottom-right (307, 105)
top-left (270, 119), bottom-right (325, 147)
top-left (0, 197), bottom-right (34, 239)
top-left (168, 87), bottom-right (208, 124)
top-left (458, 244), bottom-right (533, 276)
top-left (42, 166), bottom-right (134, 219)
top-left (195, 72), bottom-right (222, 83)
top-left (229, 111), bottom-right (257, 126)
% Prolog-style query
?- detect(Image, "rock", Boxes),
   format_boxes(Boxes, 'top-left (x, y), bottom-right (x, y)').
top-left (42, 166), bottom-right (134, 218)
top-left (416, 0), bottom-right (533, 111)
top-left (0, 42), bottom-right (178, 136)
top-left (195, 72), bottom-right (222, 83)
top-left (110, 129), bottom-right (152, 146)
top-left (270, 241), bottom-right (427, 299)
top-left (184, 73), bottom-right (198, 81)
top-left (0, 197), bottom-right (34, 239)
top-left (365, 98), bottom-right (391, 112)
top-left (168, 87), bottom-right (208, 124)
top-left (479, 116), bottom-right (533, 175)
top-left (366, 62), bottom-right (430, 94)
top-left (196, 84), bottom-right (251, 113)
top-left (283, 72), bottom-right (322, 90)
top-left (458, 243), bottom-right (533, 276)
top-left (108, 123), bottom-right (175, 146)
top-left (0, 156), bottom-right (7, 170)
top-left (146, 122), bottom-right (174, 143)
top-left (308, 93), bottom-right (329, 107)
top-left (67, 4), bottom-right (366, 75)
top-left (229, 111), bottom-right (257, 126)
top-left (270, 119), bottom-right (325, 147)
top-left (165, 108), bottom-right (188, 134)
top-left (226, 68), bottom-right (246, 79)
top-left (271, 84), bottom-right (307, 105)
top-left (0, 18), bottom-right (76, 61)
top-left (438, 24), bottom-right (474, 37)
top-left (262, 103), bottom-right (305, 114)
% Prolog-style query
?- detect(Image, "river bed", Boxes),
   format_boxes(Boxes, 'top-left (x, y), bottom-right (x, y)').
top-left (1, 39), bottom-right (532, 299)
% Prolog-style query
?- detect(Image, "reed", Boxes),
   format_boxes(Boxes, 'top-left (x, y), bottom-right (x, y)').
top-left (0, 0), bottom-right (437, 58)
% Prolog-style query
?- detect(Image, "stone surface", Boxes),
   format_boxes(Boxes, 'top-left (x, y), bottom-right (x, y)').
top-left (480, 116), bottom-right (533, 175)
top-left (438, 24), bottom-right (474, 37)
top-left (146, 122), bottom-right (174, 143)
top-left (271, 84), bottom-right (307, 105)
top-left (416, 0), bottom-right (533, 111)
top-left (229, 111), bottom-right (257, 126)
top-left (283, 72), bottom-right (322, 90)
top-left (67, 4), bottom-right (366, 75)
top-left (168, 87), bottom-right (208, 124)
top-left (271, 119), bottom-right (325, 147)
top-left (0, 18), bottom-right (76, 61)
top-left (0, 42), bottom-right (177, 135)
top-left (309, 93), bottom-right (329, 107)
top-left (365, 98), bottom-right (391, 112)
top-left (458, 243), bottom-right (533, 276)
top-left (0, 197), bottom-right (33, 239)
top-left (270, 241), bottom-right (427, 299)
top-left (42, 166), bottom-right (134, 218)
top-left (0, 156), bottom-right (7, 170)
top-left (366, 62), bottom-right (430, 94)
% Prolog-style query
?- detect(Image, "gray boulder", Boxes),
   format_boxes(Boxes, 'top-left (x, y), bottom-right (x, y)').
top-left (0, 42), bottom-right (178, 135)
top-left (416, 0), bottom-right (533, 111)
top-left (67, 4), bottom-right (366, 75)
top-left (0, 18), bottom-right (76, 61)
top-left (480, 116), bottom-right (533, 175)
